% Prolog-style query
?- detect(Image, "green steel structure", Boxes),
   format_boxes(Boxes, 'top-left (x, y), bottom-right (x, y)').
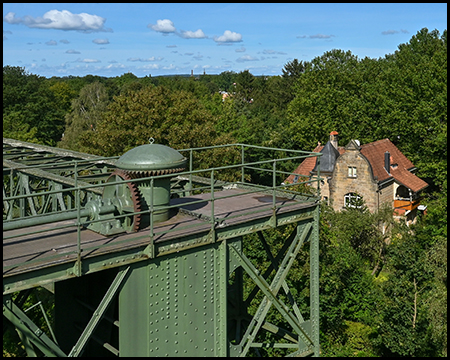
top-left (3, 138), bottom-right (322, 357)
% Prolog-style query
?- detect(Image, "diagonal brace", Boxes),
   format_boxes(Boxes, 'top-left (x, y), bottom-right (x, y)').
top-left (3, 295), bottom-right (67, 357)
top-left (229, 223), bottom-right (313, 355)
top-left (68, 266), bottom-right (130, 357)
top-left (235, 224), bottom-right (313, 356)
top-left (258, 231), bottom-right (304, 323)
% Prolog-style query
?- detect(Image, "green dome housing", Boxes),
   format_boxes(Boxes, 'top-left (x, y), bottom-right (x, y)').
top-left (115, 143), bottom-right (187, 172)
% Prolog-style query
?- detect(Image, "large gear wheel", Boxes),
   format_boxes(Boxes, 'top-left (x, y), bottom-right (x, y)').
top-left (103, 169), bottom-right (142, 232)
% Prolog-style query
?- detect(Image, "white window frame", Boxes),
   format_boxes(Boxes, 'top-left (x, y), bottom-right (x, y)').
top-left (344, 192), bottom-right (361, 208)
top-left (347, 166), bottom-right (357, 178)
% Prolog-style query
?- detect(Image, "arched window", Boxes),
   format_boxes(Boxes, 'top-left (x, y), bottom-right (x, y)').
top-left (395, 185), bottom-right (410, 200)
top-left (344, 192), bottom-right (361, 208)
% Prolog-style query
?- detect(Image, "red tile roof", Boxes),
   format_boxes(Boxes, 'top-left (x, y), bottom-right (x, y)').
top-left (359, 139), bottom-right (413, 183)
top-left (284, 145), bottom-right (345, 184)
top-left (284, 138), bottom-right (428, 193)
top-left (389, 166), bottom-right (429, 193)
top-left (284, 144), bottom-right (322, 183)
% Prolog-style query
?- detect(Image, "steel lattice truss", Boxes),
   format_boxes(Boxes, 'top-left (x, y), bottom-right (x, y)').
top-left (3, 138), bottom-right (321, 357)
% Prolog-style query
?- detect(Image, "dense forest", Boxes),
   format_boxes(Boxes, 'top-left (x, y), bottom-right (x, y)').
top-left (3, 28), bottom-right (447, 356)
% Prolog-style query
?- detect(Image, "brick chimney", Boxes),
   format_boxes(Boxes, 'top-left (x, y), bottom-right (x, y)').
top-left (330, 131), bottom-right (339, 150)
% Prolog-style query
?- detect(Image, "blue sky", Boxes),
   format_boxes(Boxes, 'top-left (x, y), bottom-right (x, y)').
top-left (3, 3), bottom-right (447, 78)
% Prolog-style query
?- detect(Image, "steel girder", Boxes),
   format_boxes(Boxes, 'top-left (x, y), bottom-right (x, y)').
top-left (3, 216), bottom-right (319, 357)
top-left (3, 139), bottom-right (322, 357)
top-left (227, 217), bottom-right (319, 357)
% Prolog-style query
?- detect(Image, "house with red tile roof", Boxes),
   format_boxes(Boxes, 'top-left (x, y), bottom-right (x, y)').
top-left (284, 131), bottom-right (428, 225)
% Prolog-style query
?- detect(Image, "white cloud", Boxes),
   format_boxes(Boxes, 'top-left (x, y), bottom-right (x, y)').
top-left (163, 64), bottom-right (177, 70)
top-left (106, 63), bottom-right (126, 69)
top-left (76, 58), bottom-right (101, 63)
top-left (213, 30), bottom-right (242, 43)
top-left (127, 57), bottom-right (163, 62)
top-left (148, 19), bottom-right (176, 33)
top-left (45, 40), bottom-right (57, 46)
top-left (382, 29), bottom-right (409, 35)
top-left (141, 64), bottom-right (160, 70)
top-left (3, 10), bottom-right (111, 33)
top-left (236, 54), bottom-right (259, 62)
top-left (297, 34), bottom-right (335, 39)
top-left (235, 47), bottom-right (246, 53)
top-left (309, 34), bottom-right (335, 39)
top-left (59, 39), bottom-right (70, 44)
top-left (93, 38), bottom-right (109, 45)
top-left (382, 30), bottom-right (398, 35)
top-left (179, 29), bottom-right (207, 39)
top-left (66, 49), bottom-right (80, 54)
top-left (261, 49), bottom-right (287, 55)
top-left (3, 30), bottom-right (12, 40)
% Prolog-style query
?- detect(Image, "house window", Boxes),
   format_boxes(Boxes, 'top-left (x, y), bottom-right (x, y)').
top-left (344, 192), bottom-right (361, 208)
top-left (348, 166), bottom-right (357, 178)
top-left (293, 175), bottom-right (299, 184)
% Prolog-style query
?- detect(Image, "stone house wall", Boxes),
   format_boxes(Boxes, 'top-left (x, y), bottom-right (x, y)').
top-left (378, 181), bottom-right (395, 209)
top-left (329, 147), bottom-right (379, 212)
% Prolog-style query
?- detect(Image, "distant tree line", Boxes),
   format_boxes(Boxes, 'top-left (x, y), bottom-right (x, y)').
top-left (3, 27), bottom-right (446, 357)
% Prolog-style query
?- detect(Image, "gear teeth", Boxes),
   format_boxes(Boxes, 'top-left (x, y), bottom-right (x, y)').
top-left (107, 169), bottom-right (143, 232)
top-left (108, 166), bottom-right (185, 231)
top-left (119, 167), bottom-right (186, 178)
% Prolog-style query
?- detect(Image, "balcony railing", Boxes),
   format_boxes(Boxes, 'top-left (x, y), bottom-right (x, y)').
top-left (394, 198), bottom-right (421, 212)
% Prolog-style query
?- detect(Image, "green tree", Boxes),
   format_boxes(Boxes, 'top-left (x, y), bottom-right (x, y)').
top-left (282, 58), bottom-right (305, 79)
top-left (375, 28), bottom-right (447, 193)
top-left (58, 81), bottom-right (110, 151)
top-left (373, 228), bottom-right (440, 356)
top-left (3, 66), bottom-right (65, 145)
top-left (287, 49), bottom-right (364, 151)
top-left (78, 85), bottom-right (235, 156)
top-left (216, 70), bottom-right (237, 92)
top-left (318, 203), bottom-right (380, 356)
top-left (235, 69), bottom-right (255, 103)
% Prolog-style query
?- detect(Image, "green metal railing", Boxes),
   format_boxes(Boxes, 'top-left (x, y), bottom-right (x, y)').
top-left (3, 143), bottom-right (322, 276)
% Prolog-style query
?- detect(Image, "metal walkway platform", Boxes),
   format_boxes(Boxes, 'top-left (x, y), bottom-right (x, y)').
top-left (4, 187), bottom-right (317, 294)
top-left (3, 139), bottom-right (321, 357)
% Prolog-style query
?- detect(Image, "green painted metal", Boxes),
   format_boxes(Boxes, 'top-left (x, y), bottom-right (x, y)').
top-left (115, 141), bottom-right (187, 171)
top-left (229, 223), bottom-right (313, 356)
top-left (114, 141), bottom-right (187, 226)
top-left (68, 266), bottom-right (129, 357)
top-left (3, 295), bottom-right (67, 357)
top-left (3, 139), bottom-right (322, 357)
top-left (118, 241), bottom-right (233, 356)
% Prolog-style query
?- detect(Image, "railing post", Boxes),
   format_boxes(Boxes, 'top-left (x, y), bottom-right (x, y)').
top-left (75, 161), bottom-right (82, 277)
top-left (189, 149), bottom-right (193, 195)
top-left (241, 144), bottom-right (245, 184)
top-left (8, 168), bottom-right (14, 220)
top-left (316, 154), bottom-right (321, 198)
top-left (210, 169), bottom-right (215, 242)
top-left (272, 160), bottom-right (277, 227)
top-left (149, 177), bottom-right (155, 258)
top-left (19, 173), bottom-right (25, 218)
